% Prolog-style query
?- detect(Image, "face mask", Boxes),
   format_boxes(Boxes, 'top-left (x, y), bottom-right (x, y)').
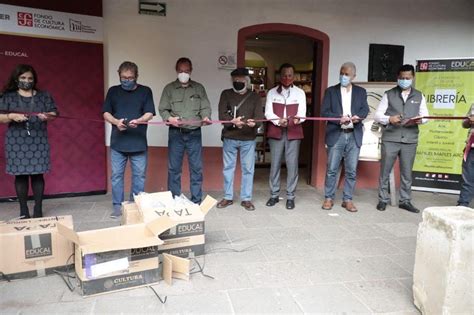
top-left (281, 78), bottom-right (293, 88)
top-left (398, 79), bottom-right (412, 90)
top-left (178, 72), bottom-right (190, 84)
top-left (339, 75), bottom-right (351, 87)
top-left (232, 81), bottom-right (246, 92)
top-left (18, 81), bottom-right (33, 90)
top-left (120, 79), bottom-right (136, 91)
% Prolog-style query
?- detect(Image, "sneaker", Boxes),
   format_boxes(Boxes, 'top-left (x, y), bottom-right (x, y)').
top-left (110, 209), bottom-right (122, 219)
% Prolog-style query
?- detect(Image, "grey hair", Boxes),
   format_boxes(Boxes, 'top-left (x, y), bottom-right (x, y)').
top-left (341, 62), bottom-right (356, 74)
top-left (118, 61), bottom-right (139, 77)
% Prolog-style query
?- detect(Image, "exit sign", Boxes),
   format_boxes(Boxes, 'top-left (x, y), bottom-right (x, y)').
top-left (139, 1), bottom-right (166, 16)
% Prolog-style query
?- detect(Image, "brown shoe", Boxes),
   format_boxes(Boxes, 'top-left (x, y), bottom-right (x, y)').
top-left (217, 199), bottom-right (233, 208)
top-left (241, 201), bottom-right (255, 211)
top-left (341, 200), bottom-right (358, 212)
top-left (322, 198), bottom-right (334, 210)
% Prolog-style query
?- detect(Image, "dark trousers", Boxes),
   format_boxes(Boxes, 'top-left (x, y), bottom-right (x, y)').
top-left (168, 127), bottom-right (203, 203)
top-left (458, 149), bottom-right (474, 206)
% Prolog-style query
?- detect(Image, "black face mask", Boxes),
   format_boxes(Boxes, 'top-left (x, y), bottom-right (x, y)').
top-left (233, 81), bottom-right (245, 91)
top-left (18, 81), bottom-right (34, 90)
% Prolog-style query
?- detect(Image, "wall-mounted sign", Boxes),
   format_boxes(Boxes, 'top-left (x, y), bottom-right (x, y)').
top-left (139, 1), bottom-right (166, 16)
top-left (217, 52), bottom-right (236, 70)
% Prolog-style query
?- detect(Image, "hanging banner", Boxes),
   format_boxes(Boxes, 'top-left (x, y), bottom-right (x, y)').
top-left (0, 4), bottom-right (106, 199)
top-left (412, 58), bottom-right (474, 193)
top-left (0, 4), bottom-right (103, 42)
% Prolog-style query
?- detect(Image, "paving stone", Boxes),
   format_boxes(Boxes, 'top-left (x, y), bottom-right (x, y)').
top-left (93, 295), bottom-right (164, 313)
top-left (229, 288), bottom-right (302, 314)
top-left (377, 222), bottom-right (420, 237)
top-left (387, 254), bottom-right (416, 275)
top-left (161, 291), bottom-right (233, 314)
top-left (290, 284), bottom-right (371, 313)
top-left (346, 238), bottom-right (404, 256)
top-left (344, 256), bottom-right (412, 281)
top-left (191, 262), bottom-right (253, 292)
top-left (243, 261), bottom-right (313, 288)
top-left (302, 258), bottom-right (365, 283)
top-left (0, 188), bottom-right (455, 313)
top-left (0, 276), bottom-right (67, 307)
top-left (345, 279), bottom-right (419, 313)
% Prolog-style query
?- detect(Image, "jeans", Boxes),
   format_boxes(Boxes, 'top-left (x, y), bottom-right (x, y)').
top-left (111, 149), bottom-right (147, 211)
top-left (458, 149), bottom-right (474, 206)
top-left (168, 128), bottom-right (203, 203)
top-left (222, 138), bottom-right (256, 201)
top-left (324, 132), bottom-right (360, 201)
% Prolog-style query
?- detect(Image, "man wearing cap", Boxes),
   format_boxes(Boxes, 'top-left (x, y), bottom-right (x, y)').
top-left (159, 57), bottom-right (211, 204)
top-left (216, 68), bottom-right (263, 211)
top-left (321, 62), bottom-right (369, 212)
top-left (265, 63), bottom-right (306, 210)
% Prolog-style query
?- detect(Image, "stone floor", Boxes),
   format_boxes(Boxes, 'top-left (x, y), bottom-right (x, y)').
top-left (0, 179), bottom-right (461, 314)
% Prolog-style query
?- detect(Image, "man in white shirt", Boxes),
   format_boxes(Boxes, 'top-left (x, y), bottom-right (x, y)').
top-left (265, 63), bottom-right (306, 210)
top-left (321, 62), bottom-right (369, 212)
top-left (374, 64), bottom-right (429, 213)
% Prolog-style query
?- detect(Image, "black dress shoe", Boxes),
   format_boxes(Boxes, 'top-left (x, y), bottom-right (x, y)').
top-left (266, 197), bottom-right (279, 207)
top-left (376, 201), bottom-right (387, 211)
top-left (399, 202), bottom-right (420, 213)
top-left (286, 199), bottom-right (295, 210)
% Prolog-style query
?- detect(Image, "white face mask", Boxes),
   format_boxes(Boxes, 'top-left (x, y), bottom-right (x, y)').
top-left (178, 72), bottom-right (190, 84)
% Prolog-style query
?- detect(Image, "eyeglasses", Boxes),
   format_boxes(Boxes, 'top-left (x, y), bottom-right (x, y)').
top-left (120, 76), bottom-right (136, 81)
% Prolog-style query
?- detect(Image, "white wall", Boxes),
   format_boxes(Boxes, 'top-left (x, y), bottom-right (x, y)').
top-left (103, 0), bottom-right (474, 147)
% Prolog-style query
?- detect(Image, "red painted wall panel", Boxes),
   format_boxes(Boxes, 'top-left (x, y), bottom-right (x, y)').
top-left (0, 34), bottom-right (106, 197)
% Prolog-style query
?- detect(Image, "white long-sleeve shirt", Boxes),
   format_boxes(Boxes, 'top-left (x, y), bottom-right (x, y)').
top-left (265, 85), bottom-right (306, 126)
top-left (374, 89), bottom-right (429, 125)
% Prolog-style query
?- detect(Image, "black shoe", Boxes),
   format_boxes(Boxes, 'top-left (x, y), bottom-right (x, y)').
top-left (20, 208), bottom-right (30, 219)
top-left (33, 205), bottom-right (43, 218)
top-left (266, 197), bottom-right (279, 207)
top-left (399, 202), bottom-right (420, 213)
top-left (376, 201), bottom-right (387, 211)
top-left (286, 199), bottom-right (295, 210)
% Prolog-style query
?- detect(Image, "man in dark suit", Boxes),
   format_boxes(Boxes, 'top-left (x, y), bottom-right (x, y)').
top-left (321, 62), bottom-right (369, 212)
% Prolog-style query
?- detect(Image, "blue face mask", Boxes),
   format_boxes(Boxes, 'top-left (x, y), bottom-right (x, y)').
top-left (120, 79), bottom-right (136, 91)
top-left (339, 75), bottom-right (351, 87)
top-left (398, 79), bottom-right (412, 90)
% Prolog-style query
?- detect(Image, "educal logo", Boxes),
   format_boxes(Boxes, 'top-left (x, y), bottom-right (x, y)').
top-left (17, 12), bottom-right (33, 27)
top-left (24, 233), bottom-right (53, 259)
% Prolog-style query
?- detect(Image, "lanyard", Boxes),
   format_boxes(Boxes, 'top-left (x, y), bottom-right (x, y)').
top-left (17, 92), bottom-right (35, 136)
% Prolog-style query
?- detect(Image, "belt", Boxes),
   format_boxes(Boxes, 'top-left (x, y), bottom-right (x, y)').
top-left (169, 126), bottom-right (200, 134)
top-left (341, 128), bottom-right (354, 133)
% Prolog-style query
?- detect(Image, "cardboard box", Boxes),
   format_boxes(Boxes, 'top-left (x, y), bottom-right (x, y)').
top-left (129, 192), bottom-right (216, 258)
top-left (122, 203), bottom-right (205, 257)
top-left (0, 216), bottom-right (74, 280)
top-left (157, 235), bottom-right (205, 257)
top-left (121, 202), bottom-right (142, 225)
top-left (57, 216), bottom-right (175, 296)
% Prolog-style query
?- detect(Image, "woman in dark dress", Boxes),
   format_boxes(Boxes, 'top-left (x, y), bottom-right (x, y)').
top-left (0, 64), bottom-right (58, 218)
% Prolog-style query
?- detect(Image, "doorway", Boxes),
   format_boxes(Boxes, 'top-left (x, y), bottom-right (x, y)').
top-left (237, 23), bottom-right (330, 188)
